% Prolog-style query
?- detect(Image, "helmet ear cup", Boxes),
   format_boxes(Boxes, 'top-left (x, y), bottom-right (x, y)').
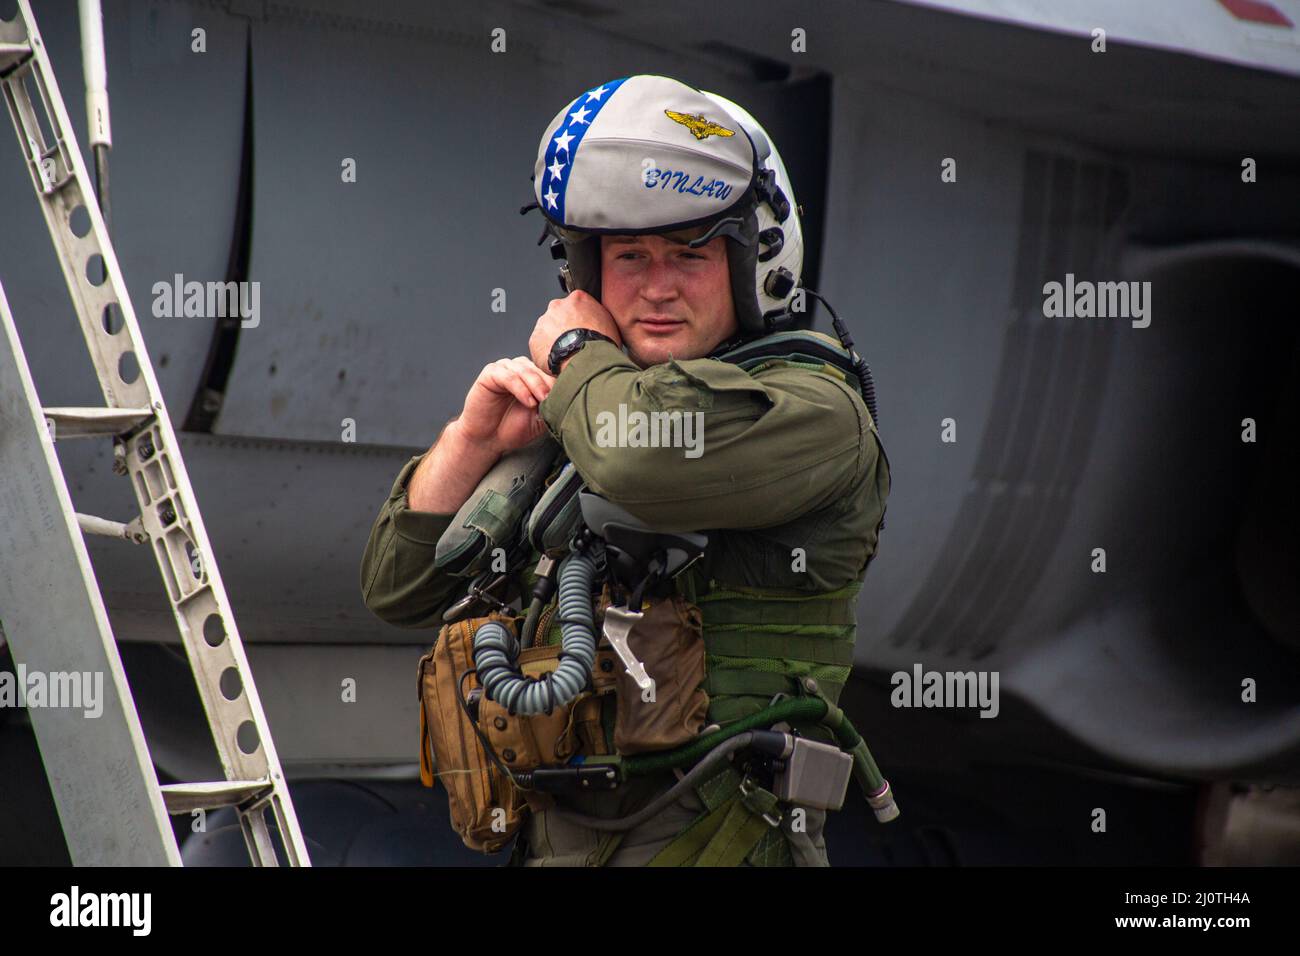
top-left (725, 206), bottom-right (763, 335)
top-left (559, 235), bottom-right (602, 301)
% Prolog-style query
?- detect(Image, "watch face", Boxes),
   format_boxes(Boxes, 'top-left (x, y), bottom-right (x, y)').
top-left (549, 330), bottom-right (585, 373)
top-left (551, 329), bottom-right (612, 372)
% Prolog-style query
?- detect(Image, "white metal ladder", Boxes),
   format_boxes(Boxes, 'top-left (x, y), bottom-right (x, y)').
top-left (0, 0), bottom-right (309, 866)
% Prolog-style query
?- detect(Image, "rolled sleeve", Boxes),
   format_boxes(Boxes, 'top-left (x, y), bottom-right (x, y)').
top-left (359, 454), bottom-right (464, 628)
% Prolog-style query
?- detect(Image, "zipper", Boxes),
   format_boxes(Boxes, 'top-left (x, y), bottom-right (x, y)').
top-left (535, 600), bottom-right (558, 645)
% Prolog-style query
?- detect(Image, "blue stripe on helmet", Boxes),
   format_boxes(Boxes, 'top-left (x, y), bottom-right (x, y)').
top-left (541, 77), bottom-right (627, 226)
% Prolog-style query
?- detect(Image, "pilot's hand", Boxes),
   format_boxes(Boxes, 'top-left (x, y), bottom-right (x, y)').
top-left (456, 356), bottom-right (556, 455)
top-left (528, 290), bottom-right (624, 373)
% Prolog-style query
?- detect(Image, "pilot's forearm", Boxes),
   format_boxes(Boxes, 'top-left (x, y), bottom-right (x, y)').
top-left (407, 419), bottom-right (501, 514)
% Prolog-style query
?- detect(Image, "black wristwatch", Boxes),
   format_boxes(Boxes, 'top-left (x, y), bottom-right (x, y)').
top-left (548, 328), bottom-right (616, 374)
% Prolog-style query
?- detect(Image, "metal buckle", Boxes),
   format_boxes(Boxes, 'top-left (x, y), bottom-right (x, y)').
top-left (738, 774), bottom-right (783, 828)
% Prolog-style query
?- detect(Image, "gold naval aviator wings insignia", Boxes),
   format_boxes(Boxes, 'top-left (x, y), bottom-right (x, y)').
top-left (665, 109), bottom-right (735, 141)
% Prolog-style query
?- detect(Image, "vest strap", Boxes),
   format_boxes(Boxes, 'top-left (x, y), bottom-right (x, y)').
top-left (647, 771), bottom-right (782, 867)
top-left (704, 670), bottom-right (846, 705)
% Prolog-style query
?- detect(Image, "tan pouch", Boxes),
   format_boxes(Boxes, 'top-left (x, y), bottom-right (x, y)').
top-left (479, 643), bottom-right (595, 771)
top-left (418, 613), bottom-right (615, 851)
top-left (611, 593), bottom-right (710, 754)
top-left (418, 613), bottom-right (526, 853)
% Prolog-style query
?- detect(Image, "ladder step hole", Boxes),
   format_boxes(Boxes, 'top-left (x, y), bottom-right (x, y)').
top-left (69, 204), bottom-right (91, 238)
top-left (0, 2), bottom-right (18, 24)
top-left (203, 613), bottom-right (225, 647)
top-left (102, 303), bottom-right (122, 334)
top-left (85, 253), bottom-right (107, 287)
top-left (236, 721), bottom-right (261, 756)
top-left (118, 350), bottom-right (140, 384)
top-left (219, 666), bottom-right (243, 701)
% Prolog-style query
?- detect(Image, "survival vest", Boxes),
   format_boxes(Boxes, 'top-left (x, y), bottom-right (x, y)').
top-left (508, 329), bottom-right (888, 866)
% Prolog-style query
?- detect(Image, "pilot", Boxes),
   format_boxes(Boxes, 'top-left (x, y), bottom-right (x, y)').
top-left (360, 74), bottom-right (890, 866)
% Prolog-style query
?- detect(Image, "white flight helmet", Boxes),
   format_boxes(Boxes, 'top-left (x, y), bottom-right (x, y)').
top-left (529, 74), bottom-right (803, 340)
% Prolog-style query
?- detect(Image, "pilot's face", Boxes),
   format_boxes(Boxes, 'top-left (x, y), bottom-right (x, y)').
top-left (599, 226), bottom-right (737, 368)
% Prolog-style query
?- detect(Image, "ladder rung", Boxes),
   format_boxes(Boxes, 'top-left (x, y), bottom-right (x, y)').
top-left (159, 780), bottom-right (274, 815)
top-left (0, 41), bottom-right (32, 75)
top-left (75, 512), bottom-right (146, 543)
top-left (43, 406), bottom-right (152, 439)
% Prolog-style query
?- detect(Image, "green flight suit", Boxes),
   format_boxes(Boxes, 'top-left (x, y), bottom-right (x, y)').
top-left (360, 338), bottom-right (890, 865)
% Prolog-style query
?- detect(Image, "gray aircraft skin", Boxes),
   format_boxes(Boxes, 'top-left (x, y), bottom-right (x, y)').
top-left (1, 0), bottom-right (1297, 865)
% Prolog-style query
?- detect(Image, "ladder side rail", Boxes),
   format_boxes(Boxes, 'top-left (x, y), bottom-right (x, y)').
top-left (2, 44), bottom-right (143, 409)
top-left (240, 807), bottom-right (282, 868)
top-left (0, 281), bottom-right (181, 865)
